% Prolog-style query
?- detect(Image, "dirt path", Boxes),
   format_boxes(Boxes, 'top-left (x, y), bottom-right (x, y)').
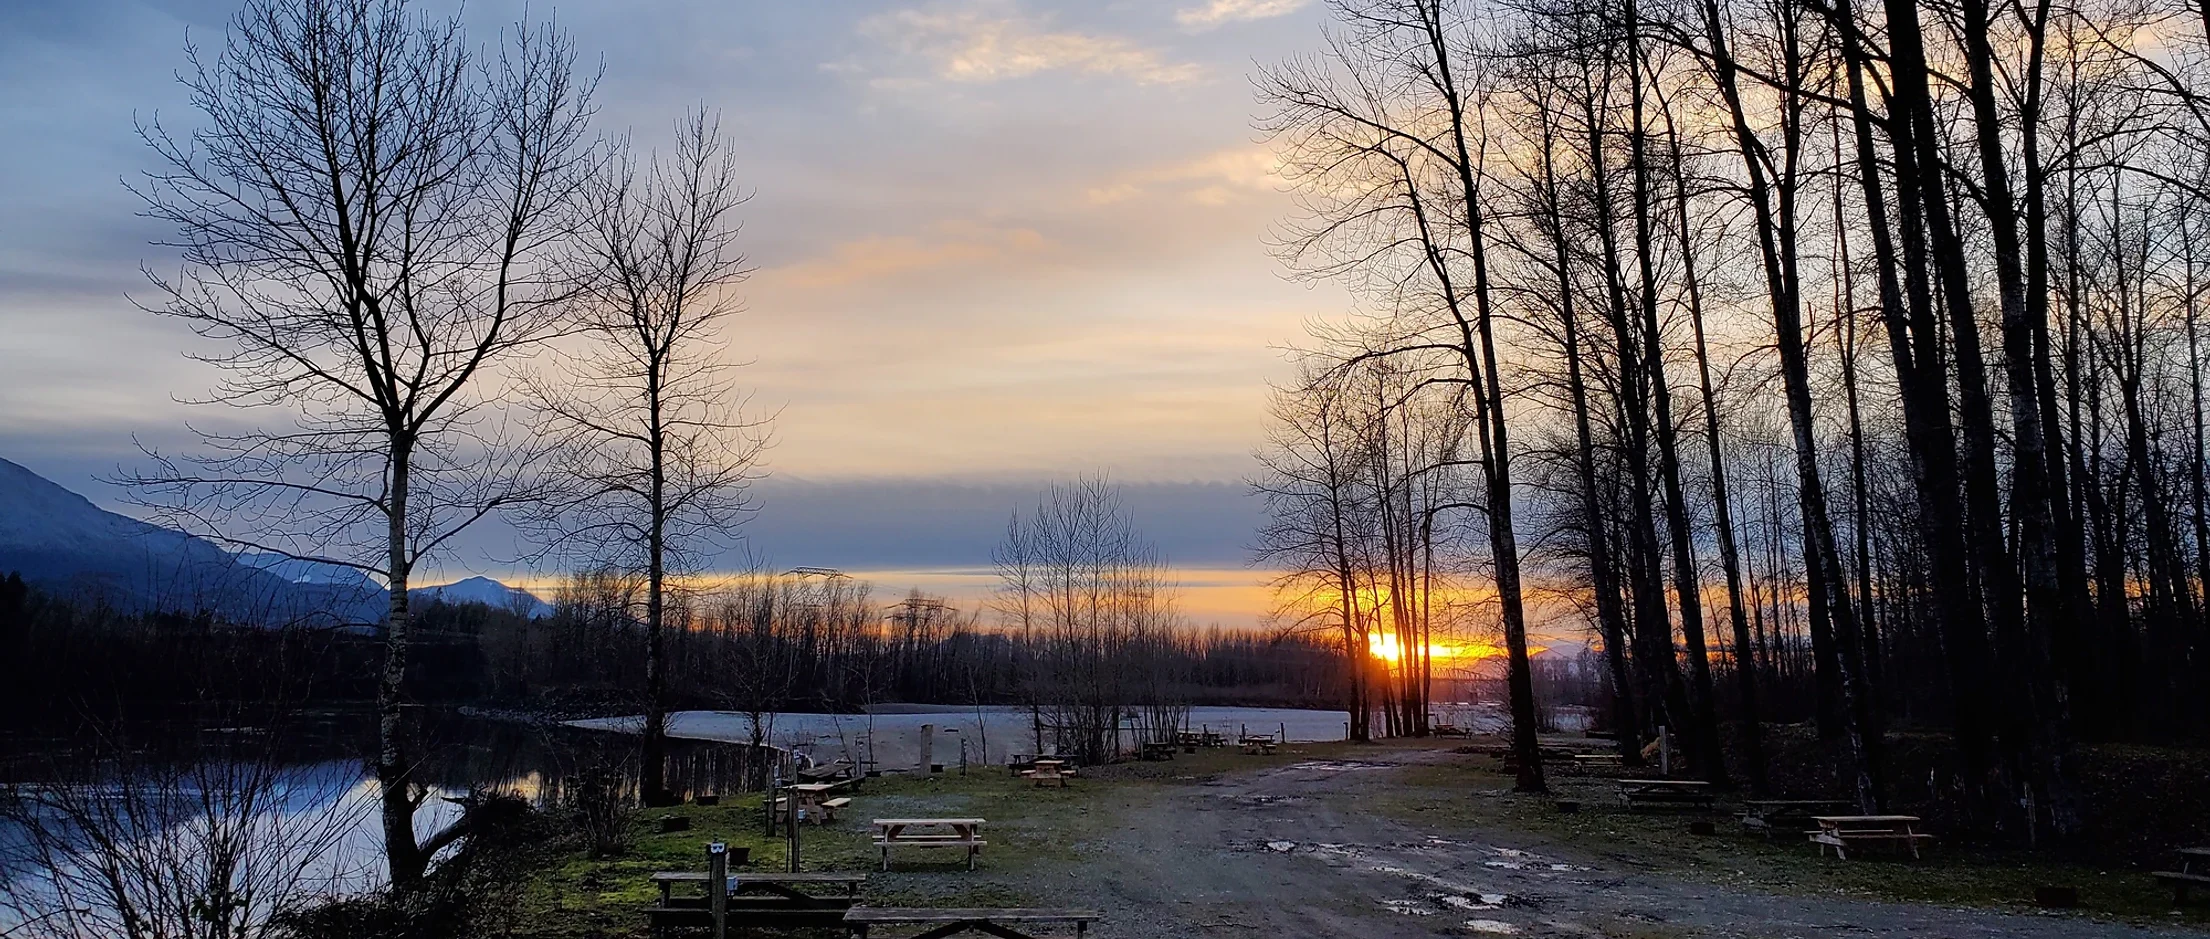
top-left (1005, 747), bottom-right (2205, 939)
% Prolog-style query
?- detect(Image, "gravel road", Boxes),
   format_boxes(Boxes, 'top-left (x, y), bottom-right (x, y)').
top-left (1000, 746), bottom-right (2207, 939)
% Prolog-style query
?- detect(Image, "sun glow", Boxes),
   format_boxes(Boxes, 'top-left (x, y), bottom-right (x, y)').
top-left (1366, 633), bottom-right (1544, 663)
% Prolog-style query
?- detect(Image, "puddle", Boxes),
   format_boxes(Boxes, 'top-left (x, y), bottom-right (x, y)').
top-left (1437, 894), bottom-right (1508, 911)
top-left (1266, 841), bottom-right (1297, 853)
top-left (1462, 920), bottom-right (1519, 934)
top-left (1379, 899), bottom-right (1435, 916)
top-left (1288, 759), bottom-right (1390, 771)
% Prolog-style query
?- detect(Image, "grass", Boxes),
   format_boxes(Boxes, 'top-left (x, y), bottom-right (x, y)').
top-left (507, 750), bottom-right (1247, 938)
top-left (1359, 744), bottom-right (2210, 930)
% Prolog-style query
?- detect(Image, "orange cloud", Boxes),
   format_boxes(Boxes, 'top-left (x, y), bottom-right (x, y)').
top-left (1085, 147), bottom-right (1281, 206)
top-left (863, 8), bottom-right (1202, 85)
top-left (1177, 0), bottom-right (1309, 30)
top-left (762, 221), bottom-right (1051, 288)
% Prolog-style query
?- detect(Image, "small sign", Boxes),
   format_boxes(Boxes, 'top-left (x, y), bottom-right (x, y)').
top-left (707, 842), bottom-right (726, 854)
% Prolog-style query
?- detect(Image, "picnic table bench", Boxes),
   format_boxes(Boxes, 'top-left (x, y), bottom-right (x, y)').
top-left (1808, 815), bottom-right (1934, 860)
top-left (1617, 778), bottom-right (1716, 811)
top-left (873, 818), bottom-right (987, 871)
top-left (645, 872), bottom-right (867, 935)
top-left (2154, 846), bottom-right (2210, 904)
top-left (1740, 799), bottom-right (1853, 836)
top-left (1177, 731), bottom-right (1225, 749)
top-left (799, 759), bottom-right (860, 778)
top-left (788, 782), bottom-right (854, 824)
top-left (843, 907), bottom-right (1099, 938)
top-left (1021, 759), bottom-right (1075, 787)
top-left (651, 871), bottom-right (867, 905)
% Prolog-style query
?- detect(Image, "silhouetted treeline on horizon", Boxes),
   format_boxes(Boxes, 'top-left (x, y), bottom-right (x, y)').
top-left (0, 570), bottom-right (1351, 729)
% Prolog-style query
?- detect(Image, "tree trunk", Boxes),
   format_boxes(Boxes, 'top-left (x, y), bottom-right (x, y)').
top-left (379, 438), bottom-right (425, 887)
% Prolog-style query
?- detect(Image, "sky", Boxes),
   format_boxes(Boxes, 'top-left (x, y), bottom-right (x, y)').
top-left (0, 0), bottom-right (1351, 627)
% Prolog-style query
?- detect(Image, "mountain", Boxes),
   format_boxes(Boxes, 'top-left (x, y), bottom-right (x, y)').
top-left (0, 457), bottom-right (383, 623)
top-left (0, 457), bottom-right (553, 624)
top-left (411, 575), bottom-right (552, 618)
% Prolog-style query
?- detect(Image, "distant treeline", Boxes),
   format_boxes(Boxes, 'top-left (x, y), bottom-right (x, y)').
top-left (0, 570), bottom-right (1349, 727)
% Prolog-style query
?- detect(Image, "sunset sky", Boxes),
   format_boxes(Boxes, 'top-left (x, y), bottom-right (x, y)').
top-left (0, 0), bottom-right (1367, 628)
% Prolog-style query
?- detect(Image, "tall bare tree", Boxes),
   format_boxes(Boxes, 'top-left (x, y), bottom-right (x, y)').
top-left (526, 109), bottom-right (766, 806)
top-left (126, 0), bottom-right (595, 885)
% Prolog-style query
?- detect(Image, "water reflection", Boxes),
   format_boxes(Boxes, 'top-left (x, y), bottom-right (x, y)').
top-left (0, 708), bottom-right (774, 925)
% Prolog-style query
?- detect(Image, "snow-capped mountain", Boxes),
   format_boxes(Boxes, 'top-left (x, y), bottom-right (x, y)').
top-left (0, 458), bottom-right (548, 624)
top-left (0, 457), bottom-right (382, 623)
top-left (411, 575), bottom-right (552, 618)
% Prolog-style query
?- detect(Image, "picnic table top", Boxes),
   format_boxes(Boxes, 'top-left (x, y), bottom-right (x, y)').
top-left (790, 782), bottom-right (841, 793)
top-left (1744, 799), bottom-right (1852, 807)
top-left (872, 817), bottom-right (986, 827)
top-left (1812, 815), bottom-right (1922, 825)
top-left (651, 872), bottom-right (869, 884)
top-left (2179, 846), bottom-right (2210, 858)
top-left (843, 908), bottom-right (1101, 924)
top-left (1618, 778), bottom-right (1712, 787)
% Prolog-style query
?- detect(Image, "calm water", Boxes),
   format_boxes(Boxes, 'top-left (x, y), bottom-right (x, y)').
top-left (0, 708), bottom-right (768, 926)
top-left (569, 704), bottom-right (1377, 770)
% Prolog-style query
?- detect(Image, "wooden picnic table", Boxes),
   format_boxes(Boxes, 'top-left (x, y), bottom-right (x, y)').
top-left (1022, 759), bottom-right (1074, 788)
top-left (646, 872), bottom-right (866, 935)
top-left (1808, 815), bottom-right (1932, 860)
top-left (1617, 778), bottom-right (1716, 812)
top-left (1739, 799), bottom-right (1853, 835)
top-left (1239, 735), bottom-right (1278, 755)
top-left (651, 871), bottom-right (868, 906)
top-left (1139, 740), bottom-right (1178, 761)
top-left (788, 782), bottom-right (854, 824)
top-left (843, 907), bottom-right (1100, 938)
top-left (2154, 846), bottom-right (2210, 904)
top-left (873, 818), bottom-right (987, 871)
top-left (1176, 731), bottom-right (1218, 748)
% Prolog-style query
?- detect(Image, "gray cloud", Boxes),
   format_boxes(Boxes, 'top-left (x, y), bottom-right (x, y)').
top-left (0, 0), bottom-right (1337, 610)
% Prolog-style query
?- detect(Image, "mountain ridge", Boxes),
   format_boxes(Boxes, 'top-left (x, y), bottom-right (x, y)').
top-left (0, 457), bottom-right (548, 624)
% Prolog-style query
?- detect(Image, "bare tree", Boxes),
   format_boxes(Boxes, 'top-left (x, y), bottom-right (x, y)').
top-left (124, 0), bottom-right (596, 885)
top-left (525, 109), bottom-right (767, 807)
top-left (996, 478), bottom-right (1183, 765)
top-left (1259, 0), bottom-right (1550, 792)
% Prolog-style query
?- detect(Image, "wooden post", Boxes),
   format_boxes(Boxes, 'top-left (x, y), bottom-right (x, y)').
top-left (707, 842), bottom-right (728, 939)
top-left (786, 781), bottom-right (801, 872)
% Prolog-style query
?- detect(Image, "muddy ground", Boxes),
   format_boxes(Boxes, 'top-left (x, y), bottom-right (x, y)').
top-left (856, 742), bottom-right (2209, 939)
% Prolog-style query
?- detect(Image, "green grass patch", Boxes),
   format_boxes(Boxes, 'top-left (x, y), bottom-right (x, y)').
top-left (507, 754), bottom-right (1239, 938)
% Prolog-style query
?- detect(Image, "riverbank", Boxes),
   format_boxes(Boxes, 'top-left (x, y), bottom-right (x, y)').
top-left (507, 737), bottom-right (2210, 938)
